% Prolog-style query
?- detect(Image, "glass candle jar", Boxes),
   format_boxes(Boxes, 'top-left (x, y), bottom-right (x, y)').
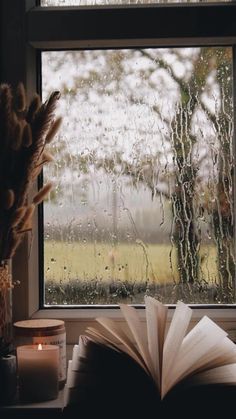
top-left (14, 319), bottom-right (66, 387)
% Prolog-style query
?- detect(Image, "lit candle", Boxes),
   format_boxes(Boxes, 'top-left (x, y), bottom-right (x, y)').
top-left (17, 344), bottom-right (59, 402)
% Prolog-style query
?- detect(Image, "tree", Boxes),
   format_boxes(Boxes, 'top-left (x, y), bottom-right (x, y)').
top-left (43, 45), bottom-right (234, 302)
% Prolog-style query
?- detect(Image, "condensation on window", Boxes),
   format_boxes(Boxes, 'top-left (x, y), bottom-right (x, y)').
top-left (41, 0), bottom-right (231, 6)
top-left (42, 47), bottom-right (235, 305)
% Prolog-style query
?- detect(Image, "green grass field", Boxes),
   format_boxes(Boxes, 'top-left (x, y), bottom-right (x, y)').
top-left (44, 241), bottom-right (218, 286)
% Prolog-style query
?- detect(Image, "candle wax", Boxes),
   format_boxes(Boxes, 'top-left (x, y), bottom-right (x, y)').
top-left (17, 344), bottom-right (59, 402)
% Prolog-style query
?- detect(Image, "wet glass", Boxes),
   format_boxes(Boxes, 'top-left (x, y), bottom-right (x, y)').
top-left (41, 0), bottom-right (232, 6)
top-left (42, 47), bottom-right (235, 305)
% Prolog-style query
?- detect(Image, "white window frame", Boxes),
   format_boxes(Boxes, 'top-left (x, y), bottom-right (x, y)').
top-left (1, 0), bottom-right (236, 346)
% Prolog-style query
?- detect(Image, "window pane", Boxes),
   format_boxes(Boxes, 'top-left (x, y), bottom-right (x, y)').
top-left (41, 0), bottom-right (232, 6)
top-left (42, 47), bottom-right (235, 305)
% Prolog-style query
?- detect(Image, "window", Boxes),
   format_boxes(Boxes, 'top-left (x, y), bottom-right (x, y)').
top-left (1, 1), bottom-right (236, 333)
top-left (42, 46), bottom-right (235, 306)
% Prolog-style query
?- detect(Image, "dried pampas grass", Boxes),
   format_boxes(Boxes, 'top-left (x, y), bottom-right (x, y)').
top-left (0, 82), bottom-right (61, 261)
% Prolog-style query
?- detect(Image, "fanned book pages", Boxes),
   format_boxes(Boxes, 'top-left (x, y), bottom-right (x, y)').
top-left (64, 297), bottom-right (236, 410)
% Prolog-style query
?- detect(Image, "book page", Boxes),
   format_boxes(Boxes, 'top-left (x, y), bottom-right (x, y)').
top-left (188, 363), bottom-right (236, 387)
top-left (66, 360), bottom-right (82, 388)
top-left (197, 337), bottom-right (236, 371)
top-left (71, 345), bottom-right (80, 371)
top-left (86, 326), bottom-right (121, 349)
top-left (95, 316), bottom-right (149, 373)
top-left (66, 360), bottom-right (73, 386)
top-left (178, 335), bottom-right (236, 380)
top-left (166, 316), bottom-right (230, 393)
top-left (86, 325), bottom-right (131, 357)
top-left (119, 304), bottom-right (154, 377)
top-left (145, 296), bottom-right (168, 390)
top-left (161, 301), bottom-right (192, 399)
top-left (71, 336), bottom-right (90, 370)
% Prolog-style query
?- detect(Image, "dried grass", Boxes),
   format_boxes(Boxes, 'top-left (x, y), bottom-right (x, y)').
top-left (0, 83), bottom-right (61, 261)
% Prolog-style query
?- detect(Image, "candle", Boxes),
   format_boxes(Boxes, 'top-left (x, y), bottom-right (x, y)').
top-left (14, 319), bottom-right (66, 387)
top-left (17, 344), bottom-right (59, 402)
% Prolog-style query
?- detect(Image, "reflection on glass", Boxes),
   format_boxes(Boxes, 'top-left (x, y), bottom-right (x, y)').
top-left (42, 46), bottom-right (234, 305)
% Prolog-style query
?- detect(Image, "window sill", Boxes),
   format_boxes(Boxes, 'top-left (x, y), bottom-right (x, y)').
top-left (32, 305), bottom-right (236, 321)
top-left (31, 306), bottom-right (236, 346)
top-left (0, 390), bottom-right (64, 418)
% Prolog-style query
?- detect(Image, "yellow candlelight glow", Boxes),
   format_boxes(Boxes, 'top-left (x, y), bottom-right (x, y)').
top-left (38, 344), bottom-right (42, 350)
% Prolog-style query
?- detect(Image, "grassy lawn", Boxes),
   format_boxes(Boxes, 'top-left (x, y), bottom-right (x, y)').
top-left (44, 241), bottom-right (218, 286)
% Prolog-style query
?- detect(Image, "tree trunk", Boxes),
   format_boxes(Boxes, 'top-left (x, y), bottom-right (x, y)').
top-left (171, 107), bottom-right (200, 284)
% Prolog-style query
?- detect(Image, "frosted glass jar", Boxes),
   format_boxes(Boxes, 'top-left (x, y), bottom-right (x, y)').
top-left (14, 319), bottom-right (66, 386)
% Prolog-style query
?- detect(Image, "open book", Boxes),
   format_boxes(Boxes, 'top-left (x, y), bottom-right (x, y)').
top-left (64, 297), bottom-right (236, 407)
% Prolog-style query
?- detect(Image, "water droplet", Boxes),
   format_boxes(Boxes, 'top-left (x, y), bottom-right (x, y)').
top-left (207, 230), bottom-right (212, 239)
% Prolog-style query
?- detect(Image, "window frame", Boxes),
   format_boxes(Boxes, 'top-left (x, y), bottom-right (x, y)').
top-left (1, 0), bottom-right (236, 343)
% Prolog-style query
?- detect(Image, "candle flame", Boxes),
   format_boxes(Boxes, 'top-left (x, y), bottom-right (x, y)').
top-left (38, 343), bottom-right (43, 350)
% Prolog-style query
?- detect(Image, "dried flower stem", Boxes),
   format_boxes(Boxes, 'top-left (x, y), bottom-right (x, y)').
top-left (0, 83), bottom-right (61, 261)
top-left (0, 263), bottom-right (12, 343)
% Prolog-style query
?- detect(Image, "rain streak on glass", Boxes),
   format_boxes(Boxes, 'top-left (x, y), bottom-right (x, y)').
top-left (42, 47), bottom-right (235, 305)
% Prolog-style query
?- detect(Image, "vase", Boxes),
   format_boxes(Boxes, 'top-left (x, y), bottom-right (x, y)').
top-left (0, 354), bottom-right (17, 404)
top-left (0, 259), bottom-right (13, 356)
top-left (0, 259), bottom-right (17, 405)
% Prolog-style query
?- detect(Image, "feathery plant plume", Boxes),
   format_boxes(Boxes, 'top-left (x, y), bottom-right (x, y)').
top-left (3, 189), bottom-right (15, 210)
top-left (45, 116), bottom-right (62, 144)
top-left (0, 84), bottom-right (13, 143)
top-left (0, 83), bottom-right (61, 261)
top-left (15, 82), bottom-right (26, 113)
top-left (22, 123), bottom-right (32, 148)
top-left (26, 94), bottom-right (41, 123)
top-left (33, 182), bottom-right (53, 205)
